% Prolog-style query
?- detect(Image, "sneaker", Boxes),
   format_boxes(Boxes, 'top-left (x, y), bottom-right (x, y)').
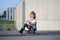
top-left (19, 30), bottom-right (23, 34)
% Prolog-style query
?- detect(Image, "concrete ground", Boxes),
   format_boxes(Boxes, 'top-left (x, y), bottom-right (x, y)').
top-left (0, 29), bottom-right (60, 36)
top-left (0, 35), bottom-right (60, 40)
top-left (0, 29), bottom-right (60, 40)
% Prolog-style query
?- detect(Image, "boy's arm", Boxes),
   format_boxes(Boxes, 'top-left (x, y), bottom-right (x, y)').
top-left (25, 21), bottom-right (32, 26)
top-left (31, 20), bottom-right (36, 25)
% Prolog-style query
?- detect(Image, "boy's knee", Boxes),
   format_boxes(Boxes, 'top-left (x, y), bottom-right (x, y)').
top-left (24, 24), bottom-right (28, 26)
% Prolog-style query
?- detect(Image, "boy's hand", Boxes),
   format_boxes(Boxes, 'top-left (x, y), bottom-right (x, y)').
top-left (25, 21), bottom-right (29, 25)
top-left (25, 21), bottom-right (32, 26)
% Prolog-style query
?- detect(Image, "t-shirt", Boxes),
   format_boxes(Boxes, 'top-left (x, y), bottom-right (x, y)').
top-left (27, 19), bottom-right (36, 24)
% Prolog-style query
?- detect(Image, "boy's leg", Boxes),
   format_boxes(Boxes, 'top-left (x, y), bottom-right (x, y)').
top-left (19, 24), bottom-right (28, 33)
top-left (32, 25), bottom-right (37, 34)
top-left (27, 26), bottom-right (31, 32)
top-left (22, 24), bottom-right (28, 28)
top-left (27, 26), bottom-right (36, 34)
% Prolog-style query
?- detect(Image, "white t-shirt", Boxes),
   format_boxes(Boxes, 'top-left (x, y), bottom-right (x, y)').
top-left (27, 19), bottom-right (36, 24)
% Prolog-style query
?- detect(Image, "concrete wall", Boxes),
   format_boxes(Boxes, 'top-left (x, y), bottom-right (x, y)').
top-left (47, 0), bottom-right (60, 30)
top-left (15, 0), bottom-right (60, 31)
top-left (25, 0), bottom-right (60, 30)
top-left (14, 2), bottom-right (23, 30)
top-left (25, 0), bottom-right (48, 30)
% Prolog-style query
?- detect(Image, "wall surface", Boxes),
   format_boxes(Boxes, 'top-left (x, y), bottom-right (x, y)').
top-left (15, 0), bottom-right (60, 31)
top-left (47, 0), bottom-right (60, 30)
top-left (14, 2), bottom-right (23, 30)
top-left (25, 0), bottom-right (60, 30)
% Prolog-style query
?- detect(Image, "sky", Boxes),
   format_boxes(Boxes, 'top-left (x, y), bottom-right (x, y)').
top-left (0, 0), bottom-right (22, 15)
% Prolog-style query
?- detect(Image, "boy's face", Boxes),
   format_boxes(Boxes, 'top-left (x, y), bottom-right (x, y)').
top-left (30, 13), bottom-right (34, 18)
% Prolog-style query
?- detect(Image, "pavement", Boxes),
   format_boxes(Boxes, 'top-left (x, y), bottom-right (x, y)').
top-left (0, 29), bottom-right (60, 40)
top-left (0, 29), bottom-right (60, 36)
top-left (0, 35), bottom-right (60, 40)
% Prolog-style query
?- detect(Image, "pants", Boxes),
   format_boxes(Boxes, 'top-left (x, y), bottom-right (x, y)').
top-left (21, 24), bottom-right (37, 31)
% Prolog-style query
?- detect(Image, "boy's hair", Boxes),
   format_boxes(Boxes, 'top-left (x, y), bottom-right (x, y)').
top-left (30, 11), bottom-right (36, 19)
